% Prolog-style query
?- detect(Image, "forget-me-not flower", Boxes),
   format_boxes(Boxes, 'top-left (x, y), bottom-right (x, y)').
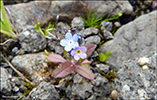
top-left (60, 32), bottom-right (79, 51)
top-left (71, 46), bottom-right (87, 60)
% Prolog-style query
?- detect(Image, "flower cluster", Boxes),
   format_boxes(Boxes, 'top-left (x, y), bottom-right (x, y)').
top-left (47, 31), bottom-right (96, 80)
top-left (60, 32), bottom-right (87, 60)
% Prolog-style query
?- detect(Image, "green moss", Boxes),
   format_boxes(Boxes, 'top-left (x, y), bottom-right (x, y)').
top-left (111, 25), bottom-right (119, 34)
top-left (104, 70), bottom-right (117, 82)
top-left (24, 81), bottom-right (34, 90)
top-left (59, 90), bottom-right (66, 98)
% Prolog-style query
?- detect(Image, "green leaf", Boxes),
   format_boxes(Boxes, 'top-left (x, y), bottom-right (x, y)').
top-left (0, 29), bottom-right (15, 38)
top-left (0, 0), bottom-right (12, 31)
top-left (118, 12), bottom-right (123, 17)
top-left (0, 18), bottom-right (10, 32)
top-left (91, 10), bottom-right (96, 23)
top-left (99, 51), bottom-right (111, 62)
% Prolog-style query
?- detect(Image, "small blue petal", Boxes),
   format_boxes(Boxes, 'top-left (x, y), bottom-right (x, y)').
top-left (60, 39), bottom-right (67, 46)
top-left (72, 34), bottom-right (78, 42)
top-left (65, 32), bottom-right (72, 40)
top-left (65, 46), bottom-right (72, 51)
top-left (72, 42), bottom-right (79, 49)
top-left (77, 33), bottom-right (82, 37)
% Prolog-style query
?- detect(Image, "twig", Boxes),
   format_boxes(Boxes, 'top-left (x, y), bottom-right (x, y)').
top-left (4, 6), bottom-right (14, 27)
top-left (0, 39), bottom-right (17, 46)
top-left (9, 22), bottom-right (18, 35)
top-left (4, 6), bottom-right (18, 35)
top-left (1, 54), bottom-right (35, 86)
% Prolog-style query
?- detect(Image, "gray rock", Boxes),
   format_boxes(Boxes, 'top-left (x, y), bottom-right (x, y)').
top-left (99, 10), bottom-right (157, 69)
top-left (6, 1), bottom-right (52, 33)
top-left (56, 22), bottom-right (71, 35)
top-left (27, 81), bottom-right (60, 100)
top-left (19, 85), bottom-right (27, 92)
top-left (5, 1), bottom-right (133, 32)
top-left (102, 30), bottom-right (114, 40)
top-left (12, 47), bottom-right (19, 53)
top-left (92, 73), bottom-right (108, 87)
top-left (50, 1), bottom-right (133, 23)
top-left (11, 52), bottom-right (47, 84)
top-left (12, 86), bottom-right (19, 93)
top-left (113, 53), bottom-right (157, 100)
top-left (11, 77), bottom-right (21, 86)
top-left (66, 74), bottom-right (93, 99)
top-left (85, 35), bottom-right (101, 45)
top-left (54, 44), bottom-right (63, 55)
top-left (87, 95), bottom-right (96, 100)
top-left (71, 17), bottom-right (85, 31)
top-left (17, 25), bottom-right (47, 54)
top-left (47, 38), bottom-right (57, 51)
top-left (14, 92), bottom-right (23, 98)
top-left (96, 64), bottom-right (110, 73)
top-left (101, 21), bottom-right (113, 32)
top-left (92, 74), bottom-right (112, 98)
top-left (81, 27), bottom-right (99, 38)
top-left (116, 1), bottom-right (133, 15)
top-left (0, 67), bottom-right (12, 96)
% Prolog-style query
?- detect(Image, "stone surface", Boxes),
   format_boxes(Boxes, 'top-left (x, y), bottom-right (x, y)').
top-left (27, 81), bottom-right (60, 100)
top-left (96, 64), bottom-right (110, 73)
top-left (85, 35), bottom-right (101, 45)
top-left (113, 52), bottom-right (157, 100)
top-left (11, 52), bottom-right (47, 84)
top-left (101, 21), bottom-right (113, 32)
top-left (6, 1), bottom-right (52, 33)
top-left (99, 10), bottom-right (157, 69)
top-left (92, 73), bottom-right (108, 87)
top-left (17, 25), bottom-right (47, 54)
top-left (5, 1), bottom-right (133, 32)
top-left (81, 27), bottom-right (99, 38)
top-left (102, 30), bottom-right (114, 40)
top-left (0, 67), bottom-right (12, 96)
top-left (71, 17), bottom-right (85, 31)
top-left (92, 73), bottom-right (111, 98)
top-left (66, 74), bottom-right (93, 99)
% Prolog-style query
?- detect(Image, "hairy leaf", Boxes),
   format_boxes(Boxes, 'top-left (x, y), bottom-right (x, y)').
top-left (84, 44), bottom-right (96, 57)
top-left (54, 61), bottom-right (75, 78)
top-left (81, 59), bottom-right (91, 64)
top-left (75, 65), bottom-right (94, 80)
top-left (47, 54), bottom-right (66, 63)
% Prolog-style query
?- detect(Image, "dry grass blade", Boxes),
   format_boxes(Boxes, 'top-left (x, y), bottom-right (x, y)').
top-left (1, 54), bottom-right (35, 86)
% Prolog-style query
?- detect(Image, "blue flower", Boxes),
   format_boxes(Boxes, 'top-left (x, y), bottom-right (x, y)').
top-left (60, 32), bottom-right (79, 51)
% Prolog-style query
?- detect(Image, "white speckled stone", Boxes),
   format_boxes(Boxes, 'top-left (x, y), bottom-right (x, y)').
top-left (142, 65), bottom-right (149, 70)
top-left (138, 57), bottom-right (149, 66)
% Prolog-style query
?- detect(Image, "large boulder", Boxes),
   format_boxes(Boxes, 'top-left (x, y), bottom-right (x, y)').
top-left (5, 0), bottom-right (133, 32)
top-left (6, 1), bottom-right (52, 32)
top-left (113, 52), bottom-right (157, 99)
top-left (11, 52), bottom-right (47, 84)
top-left (99, 10), bottom-right (156, 69)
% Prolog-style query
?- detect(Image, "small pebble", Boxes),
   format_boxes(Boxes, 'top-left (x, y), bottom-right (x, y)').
top-left (138, 57), bottom-right (149, 66)
top-left (142, 65), bottom-right (149, 70)
top-left (114, 21), bottom-right (121, 27)
top-left (111, 89), bottom-right (118, 99)
top-left (12, 86), bottom-right (19, 92)
top-left (78, 78), bottom-right (83, 84)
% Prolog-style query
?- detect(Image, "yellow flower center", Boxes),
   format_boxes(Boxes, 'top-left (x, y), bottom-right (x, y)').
top-left (68, 40), bottom-right (73, 45)
top-left (76, 49), bottom-right (81, 54)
